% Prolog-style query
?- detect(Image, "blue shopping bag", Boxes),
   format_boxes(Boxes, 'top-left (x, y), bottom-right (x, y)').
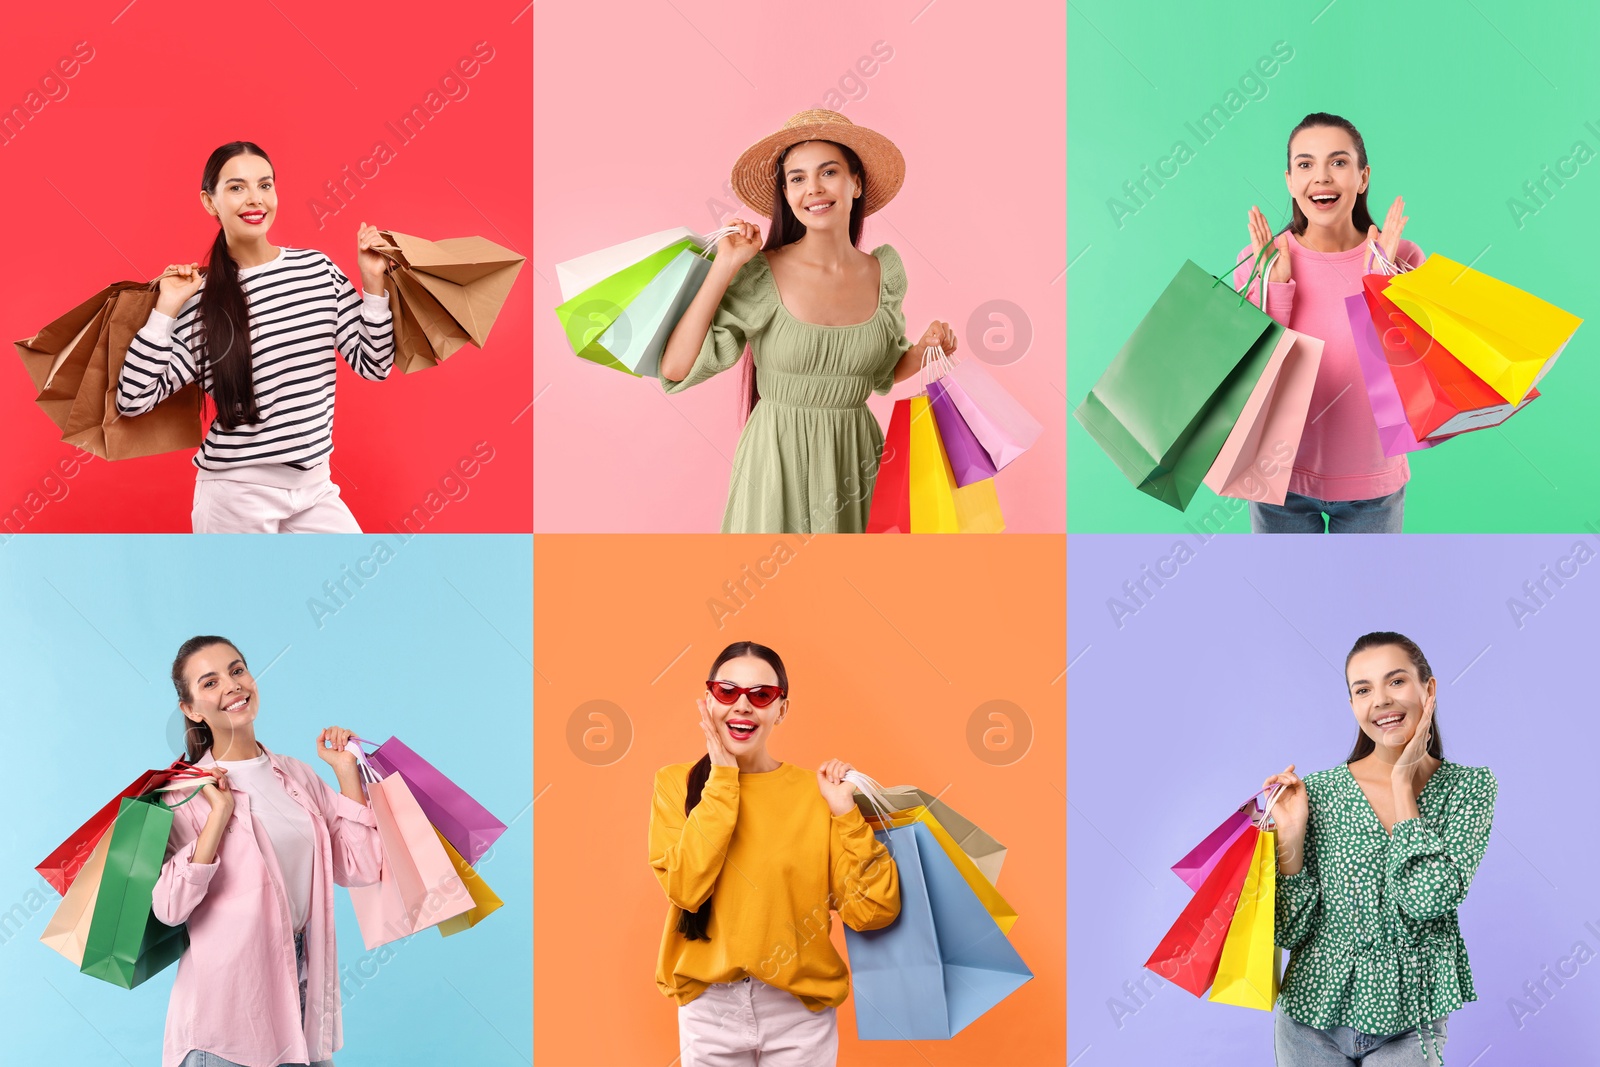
top-left (843, 821), bottom-right (1033, 1039)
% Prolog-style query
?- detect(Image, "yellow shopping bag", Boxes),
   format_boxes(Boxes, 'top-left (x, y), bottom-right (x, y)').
top-left (1206, 827), bottom-right (1281, 1010)
top-left (866, 805), bottom-right (1018, 934)
top-left (434, 830), bottom-right (504, 937)
top-left (908, 396), bottom-right (1006, 533)
top-left (1382, 254), bottom-right (1583, 404)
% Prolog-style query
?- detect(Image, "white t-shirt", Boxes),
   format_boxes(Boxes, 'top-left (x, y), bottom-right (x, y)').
top-left (214, 752), bottom-right (317, 933)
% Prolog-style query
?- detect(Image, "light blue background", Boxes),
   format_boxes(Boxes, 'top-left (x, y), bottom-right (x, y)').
top-left (0, 534), bottom-right (532, 1065)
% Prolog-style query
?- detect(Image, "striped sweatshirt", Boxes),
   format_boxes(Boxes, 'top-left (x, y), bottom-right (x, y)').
top-left (117, 246), bottom-right (395, 473)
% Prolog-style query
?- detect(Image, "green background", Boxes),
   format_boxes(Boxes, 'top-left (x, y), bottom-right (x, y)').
top-left (1068, 0), bottom-right (1600, 532)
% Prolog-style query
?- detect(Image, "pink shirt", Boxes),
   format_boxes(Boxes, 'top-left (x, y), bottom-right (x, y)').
top-left (1233, 232), bottom-right (1424, 502)
top-left (153, 745), bottom-right (381, 1067)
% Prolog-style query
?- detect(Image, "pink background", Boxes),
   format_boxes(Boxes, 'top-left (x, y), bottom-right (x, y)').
top-left (0, 2), bottom-right (531, 533)
top-left (533, 0), bottom-right (1065, 532)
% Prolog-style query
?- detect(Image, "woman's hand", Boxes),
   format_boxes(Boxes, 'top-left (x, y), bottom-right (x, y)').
top-left (917, 320), bottom-right (957, 360)
top-left (713, 219), bottom-right (763, 273)
top-left (156, 263), bottom-right (204, 316)
top-left (201, 765), bottom-right (234, 823)
top-left (357, 222), bottom-right (389, 292)
top-left (817, 759), bottom-right (857, 817)
top-left (1367, 195), bottom-right (1408, 268)
top-left (1261, 763), bottom-right (1308, 841)
top-left (698, 696), bottom-right (738, 769)
top-left (1392, 691), bottom-right (1436, 789)
top-left (316, 726), bottom-right (360, 774)
top-left (1247, 206), bottom-right (1291, 284)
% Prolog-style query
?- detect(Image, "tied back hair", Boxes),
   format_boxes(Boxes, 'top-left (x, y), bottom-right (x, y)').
top-left (1343, 631), bottom-right (1444, 763)
top-left (678, 641), bottom-right (789, 942)
top-left (197, 142), bottom-right (271, 429)
top-left (733, 139), bottom-right (869, 426)
top-left (171, 635), bottom-right (247, 763)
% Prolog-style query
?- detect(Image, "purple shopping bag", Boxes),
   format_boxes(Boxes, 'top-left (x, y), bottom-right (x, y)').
top-left (940, 356), bottom-right (1044, 470)
top-left (927, 378), bottom-right (998, 487)
top-left (363, 736), bottom-right (506, 865)
top-left (1172, 805), bottom-right (1253, 892)
top-left (1346, 293), bottom-right (1441, 458)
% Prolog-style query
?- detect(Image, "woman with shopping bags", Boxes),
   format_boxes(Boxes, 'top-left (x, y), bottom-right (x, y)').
top-left (115, 141), bottom-right (396, 533)
top-left (1236, 113), bottom-right (1422, 533)
top-left (658, 110), bottom-right (956, 534)
top-left (1262, 632), bottom-right (1497, 1065)
top-left (154, 635), bottom-right (382, 1067)
top-left (648, 641), bottom-right (901, 1066)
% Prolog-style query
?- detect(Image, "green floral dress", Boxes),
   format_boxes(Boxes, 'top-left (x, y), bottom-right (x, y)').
top-left (1276, 760), bottom-right (1497, 1061)
top-left (659, 246), bottom-right (912, 534)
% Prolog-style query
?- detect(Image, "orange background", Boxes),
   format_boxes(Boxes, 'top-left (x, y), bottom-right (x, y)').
top-left (533, 535), bottom-right (1065, 1066)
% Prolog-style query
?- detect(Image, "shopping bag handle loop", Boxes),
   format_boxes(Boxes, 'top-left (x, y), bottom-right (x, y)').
top-left (1256, 782), bottom-right (1286, 830)
top-left (1217, 243), bottom-right (1280, 309)
top-left (698, 226), bottom-right (743, 260)
top-left (843, 770), bottom-right (902, 858)
top-left (344, 738), bottom-right (385, 787)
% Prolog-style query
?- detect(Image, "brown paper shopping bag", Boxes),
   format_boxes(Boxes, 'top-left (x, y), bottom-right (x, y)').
top-left (40, 824), bottom-right (114, 966)
top-left (375, 230), bottom-right (526, 373)
top-left (15, 281), bottom-right (204, 460)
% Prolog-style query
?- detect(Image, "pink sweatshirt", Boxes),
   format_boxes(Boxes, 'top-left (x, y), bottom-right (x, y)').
top-left (152, 745), bottom-right (382, 1067)
top-left (1233, 232), bottom-right (1424, 502)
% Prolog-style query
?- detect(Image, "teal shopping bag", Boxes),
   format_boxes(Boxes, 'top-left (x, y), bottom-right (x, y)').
top-left (553, 238), bottom-right (702, 375)
top-left (1074, 250), bottom-right (1285, 510)
top-left (843, 821), bottom-right (1032, 1039)
top-left (79, 792), bottom-right (193, 988)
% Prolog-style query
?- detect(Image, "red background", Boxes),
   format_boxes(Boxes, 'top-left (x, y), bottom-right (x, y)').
top-left (0, 1), bottom-right (531, 532)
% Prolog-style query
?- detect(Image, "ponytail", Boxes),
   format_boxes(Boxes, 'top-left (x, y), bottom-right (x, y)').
top-left (197, 141), bottom-right (270, 429)
top-left (676, 754), bottom-right (715, 941)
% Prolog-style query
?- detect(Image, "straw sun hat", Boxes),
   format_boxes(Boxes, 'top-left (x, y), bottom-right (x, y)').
top-left (730, 109), bottom-right (905, 218)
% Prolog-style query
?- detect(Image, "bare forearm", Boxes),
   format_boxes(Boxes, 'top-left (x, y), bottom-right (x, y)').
top-left (1391, 775), bottom-right (1422, 825)
top-left (890, 341), bottom-right (926, 383)
top-left (1275, 831), bottom-right (1305, 876)
top-left (660, 262), bottom-right (738, 381)
top-left (335, 764), bottom-right (368, 805)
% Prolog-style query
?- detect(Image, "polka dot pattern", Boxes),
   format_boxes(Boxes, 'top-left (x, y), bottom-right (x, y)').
top-left (1274, 760), bottom-right (1497, 1041)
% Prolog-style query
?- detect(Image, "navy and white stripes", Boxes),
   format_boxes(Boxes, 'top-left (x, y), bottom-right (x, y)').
top-left (116, 247), bottom-right (394, 471)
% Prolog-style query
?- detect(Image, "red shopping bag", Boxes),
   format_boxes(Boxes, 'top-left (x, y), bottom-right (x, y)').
top-left (1145, 824), bottom-right (1260, 996)
top-left (1363, 275), bottom-right (1537, 441)
top-left (36, 761), bottom-right (207, 895)
top-left (867, 398), bottom-right (912, 533)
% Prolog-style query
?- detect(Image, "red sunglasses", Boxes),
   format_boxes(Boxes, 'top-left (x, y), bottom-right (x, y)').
top-left (705, 680), bottom-right (787, 708)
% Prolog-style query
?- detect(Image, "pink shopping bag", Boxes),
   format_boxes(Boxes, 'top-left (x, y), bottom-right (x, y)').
top-left (1171, 794), bottom-right (1271, 892)
top-left (1347, 294), bottom-right (1443, 457)
top-left (347, 761), bottom-right (474, 949)
top-left (939, 355), bottom-right (1044, 470)
top-left (1202, 329), bottom-right (1323, 506)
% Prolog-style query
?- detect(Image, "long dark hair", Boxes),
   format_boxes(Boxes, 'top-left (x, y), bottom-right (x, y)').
top-left (678, 640), bottom-right (789, 942)
top-left (1342, 631), bottom-right (1444, 764)
top-left (735, 140), bottom-right (869, 424)
top-left (172, 635), bottom-right (246, 762)
top-left (197, 142), bottom-right (270, 430)
top-left (1285, 113), bottom-right (1377, 238)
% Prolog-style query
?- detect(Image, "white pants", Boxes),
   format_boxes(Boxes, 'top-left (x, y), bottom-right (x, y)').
top-left (192, 476), bottom-right (360, 533)
top-left (678, 977), bottom-right (838, 1067)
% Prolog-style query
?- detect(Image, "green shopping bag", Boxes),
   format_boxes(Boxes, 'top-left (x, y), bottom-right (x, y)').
top-left (554, 238), bottom-right (701, 374)
top-left (79, 791), bottom-right (196, 988)
top-left (1074, 249), bottom-right (1285, 510)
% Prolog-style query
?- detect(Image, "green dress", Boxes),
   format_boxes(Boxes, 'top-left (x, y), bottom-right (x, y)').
top-left (659, 245), bottom-right (912, 534)
top-left (1276, 760), bottom-right (1497, 1060)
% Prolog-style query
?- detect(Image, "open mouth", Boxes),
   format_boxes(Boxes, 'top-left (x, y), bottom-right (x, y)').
top-left (803, 200), bottom-right (835, 215)
top-left (725, 719), bottom-right (757, 741)
top-left (1373, 712), bottom-right (1405, 731)
top-left (1306, 192), bottom-right (1341, 210)
top-left (223, 695), bottom-right (250, 713)
top-left (239, 210), bottom-right (268, 225)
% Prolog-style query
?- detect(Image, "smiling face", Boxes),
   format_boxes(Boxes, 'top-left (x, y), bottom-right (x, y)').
top-left (202, 153), bottom-right (276, 243)
top-left (780, 140), bottom-right (861, 232)
top-left (1285, 124), bottom-right (1368, 233)
top-left (705, 655), bottom-right (787, 752)
top-left (180, 642), bottom-right (259, 743)
top-left (1346, 643), bottom-right (1434, 751)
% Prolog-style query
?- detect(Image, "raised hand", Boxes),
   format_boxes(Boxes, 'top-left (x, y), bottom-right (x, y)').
top-left (1247, 206), bottom-right (1291, 284)
top-left (1366, 195), bottom-right (1408, 268)
top-left (356, 222), bottom-right (389, 291)
top-left (156, 263), bottom-right (204, 316)
top-left (816, 758), bottom-right (857, 816)
top-left (918, 320), bottom-right (957, 358)
top-left (714, 218), bottom-right (763, 272)
top-left (316, 726), bottom-right (360, 773)
top-left (698, 696), bottom-right (738, 768)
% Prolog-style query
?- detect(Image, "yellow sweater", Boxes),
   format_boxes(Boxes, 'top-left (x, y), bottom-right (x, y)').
top-left (650, 761), bottom-right (901, 1010)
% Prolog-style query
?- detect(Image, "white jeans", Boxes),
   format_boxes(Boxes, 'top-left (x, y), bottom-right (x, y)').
top-left (192, 475), bottom-right (360, 533)
top-left (678, 976), bottom-right (838, 1067)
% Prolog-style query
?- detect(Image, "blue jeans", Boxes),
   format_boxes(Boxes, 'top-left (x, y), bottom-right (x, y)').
top-left (1250, 486), bottom-right (1406, 534)
top-left (1274, 1008), bottom-right (1447, 1065)
top-left (180, 932), bottom-right (334, 1067)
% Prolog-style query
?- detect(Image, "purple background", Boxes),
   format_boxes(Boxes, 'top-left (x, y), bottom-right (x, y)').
top-left (1068, 534), bottom-right (1600, 1065)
